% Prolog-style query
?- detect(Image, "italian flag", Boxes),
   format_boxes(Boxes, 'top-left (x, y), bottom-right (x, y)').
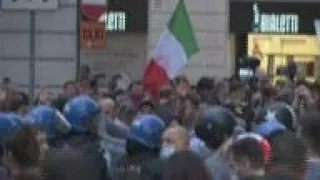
top-left (143, 0), bottom-right (199, 96)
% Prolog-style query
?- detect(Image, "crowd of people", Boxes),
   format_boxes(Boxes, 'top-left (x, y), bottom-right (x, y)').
top-left (0, 64), bottom-right (319, 180)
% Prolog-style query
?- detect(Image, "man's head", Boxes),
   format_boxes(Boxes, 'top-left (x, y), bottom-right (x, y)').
top-left (2, 77), bottom-right (12, 89)
top-left (118, 104), bottom-right (136, 125)
top-left (300, 111), bottom-right (320, 156)
top-left (196, 76), bottom-right (214, 96)
top-left (4, 126), bottom-right (41, 169)
top-left (228, 80), bottom-right (245, 106)
top-left (63, 80), bottom-right (77, 97)
top-left (159, 85), bottom-right (174, 106)
top-left (129, 81), bottom-right (143, 96)
top-left (160, 125), bottom-right (189, 158)
top-left (77, 79), bottom-right (91, 95)
top-left (138, 100), bottom-right (155, 115)
top-left (228, 137), bottom-right (266, 178)
top-left (79, 65), bottom-right (91, 80)
top-left (174, 76), bottom-right (190, 97)
top-left (175, 94), bottom-right (200, 130)
top-left (114, 90), bottom-right (127, 105)
top-left (99, 97), bottom-right (115, 116)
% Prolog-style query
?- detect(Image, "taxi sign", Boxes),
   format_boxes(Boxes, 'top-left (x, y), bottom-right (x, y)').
top-left (80, 22), bottom-right (106, 48)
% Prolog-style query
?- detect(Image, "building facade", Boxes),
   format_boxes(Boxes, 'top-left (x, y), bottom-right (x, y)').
top-left (2, 0), bottom-right (320, 95)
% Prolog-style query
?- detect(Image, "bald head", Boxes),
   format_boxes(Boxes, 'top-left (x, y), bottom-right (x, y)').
top-left (162, 125), bottom-right (189, 150)
top-left (99, 98), bottom-right (115, 115)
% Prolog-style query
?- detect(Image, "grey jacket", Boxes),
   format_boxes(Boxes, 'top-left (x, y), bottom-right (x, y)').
top-left (98, 116), bottom-right (127, 175)
top-left (205, 151), bottom-right (238, 180)
top-left (305, 159), bottom-right (320, 180)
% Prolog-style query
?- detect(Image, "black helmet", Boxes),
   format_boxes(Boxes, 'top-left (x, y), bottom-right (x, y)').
top-left (254, 101), bottom-right (297, 132)
top-left (195, 106), bottom-right (237, 150)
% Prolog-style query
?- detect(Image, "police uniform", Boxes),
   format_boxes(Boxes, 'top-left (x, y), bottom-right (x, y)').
top-left (195, 106), bottom-right (239, 180)
top-left (61, 95), bottom-right (110, 180)
top-left (113, 114), bottom-right (165, 180)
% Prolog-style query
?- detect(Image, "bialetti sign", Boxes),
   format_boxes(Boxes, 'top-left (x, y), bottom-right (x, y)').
top-left (230, 2), bottom-right (320, 34)
top-left (252, 2), bottom-right (299, 33)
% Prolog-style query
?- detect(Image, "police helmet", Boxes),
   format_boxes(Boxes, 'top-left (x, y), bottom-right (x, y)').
top-left (253, 104), bottom-right (289, 138)
top-left (128, 114), bottom-right (165, 149)
top-left (195, 106), bottom-right (237, 150)
top-left (27, 105), bottom-right (56, 136)
top-left (0, 112), bottom-right (20, 141)
top-left (63, 95), bottom-right (100, 129)
top-left (254, 101), bottom-right (297, 132)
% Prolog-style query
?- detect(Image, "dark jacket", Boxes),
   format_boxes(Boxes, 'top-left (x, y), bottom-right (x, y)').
top-left (113, 153), bottom-right (162, 180)
top-left (205, 151), bottom-right (237, 180)
top-left (48, 130), bottom-right (109, 180)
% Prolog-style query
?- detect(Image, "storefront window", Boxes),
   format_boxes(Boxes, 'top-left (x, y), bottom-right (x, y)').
top-left (306, 61), bottom-right (315, 77)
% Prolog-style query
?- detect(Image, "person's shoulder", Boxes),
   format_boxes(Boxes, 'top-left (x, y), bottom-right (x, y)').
top-left (13, 172), bottom-right (42, 180)
top-left (305, 160), bottom-right (320, 180)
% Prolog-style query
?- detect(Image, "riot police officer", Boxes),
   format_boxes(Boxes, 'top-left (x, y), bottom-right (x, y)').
top-left (254, 101), bottom-right (297, 131)
top-left (62, 95), bottom-right (109, 180)
top-left (26, 105), bottom-right (71, 142)
top-left (195, 106), bottom-right (240, 180)
top-left (253, 101), bottom-right (296, 139)
top-left (113, 114), bottom-right (165, 180)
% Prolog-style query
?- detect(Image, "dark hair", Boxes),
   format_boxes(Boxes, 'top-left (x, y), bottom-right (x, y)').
top-left (312, 81), bottom-right (320, 92)
top-left (90, 78), bottom-right (97, 89)
top-left (118, 104), bottom-right (136, 124)
top-left (184, 94), bottom-right (200, 108)
top-left (296, 80), bottom-right (308, 87)
top-left (128, 81), bottom-right (142, 91)
top-left (229, 80), bottom-right (244, 93)
top-left (266, 173), bottom-right (295, 180)
top-left (80, 64), bottom-right (90, 74)
top-left (174, 94), bottom-right (200, 129)
top-left (114, 89), bottom-right (126, 97)
top-left (138, 100), bottom-right (156, 111)
top-left (18, 92), bottom-right (29, 106)
top-left (267, 131), bottom-right (307, 180)
top-left (2, 77), bottom-right (11, 85)
top-left (5, 125), bottom-right (41, 168)
top-left (229, 138), bottom-right (265, 169)
top-left (162, 150), bottom-right (211, 180)
top-left (196, 77), bottom-right (214, 92)
top-left (300, 111), bottom-right (320, 156)
top-left (102, 94), bottom-right (115, 101)
top-left (159, 88), bottom-right (173, 99)
top-left (174, 76), bottom-right (189, 86)
top-left (10, 91), bottom-right (29, 112)
top-left (63, 80), bottom-right (75, 89)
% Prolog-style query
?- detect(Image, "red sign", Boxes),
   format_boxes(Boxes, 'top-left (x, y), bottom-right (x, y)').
top-left (80, 22), bottom-right (106, 48)
top-left (81, 5), bottom-right (105, 21)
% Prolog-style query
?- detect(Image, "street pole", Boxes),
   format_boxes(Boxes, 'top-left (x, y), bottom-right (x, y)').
top-left (242, 56), bottom-right (260, 132)
top-left (245, 71), bottom-right (255, 132)
top-left (76, 0), bottom-right (81, 81)
top-left (29, 10), bottom-right (36, 106)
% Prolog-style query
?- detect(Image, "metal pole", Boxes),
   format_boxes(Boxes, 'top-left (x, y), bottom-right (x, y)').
top-left (245, 76), bottom-right (254, 132)
top-left (76, 0), bottom-right (81, 81)
top-left (29, 10), bottom-right (36, 106)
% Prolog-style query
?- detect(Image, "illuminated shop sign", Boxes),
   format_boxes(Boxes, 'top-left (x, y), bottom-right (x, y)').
top-left (230, 2), bottom-right (320, 34)
top-left (99, 11), bottom-right (127, 31)
top-left (252, 2), bottom-right (299, 33)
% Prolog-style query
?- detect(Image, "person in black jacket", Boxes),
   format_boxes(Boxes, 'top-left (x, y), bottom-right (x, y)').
top-left (113, 114), bottom-right (165, 180)
top-left (55, 95), bottom-right (110, 180)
